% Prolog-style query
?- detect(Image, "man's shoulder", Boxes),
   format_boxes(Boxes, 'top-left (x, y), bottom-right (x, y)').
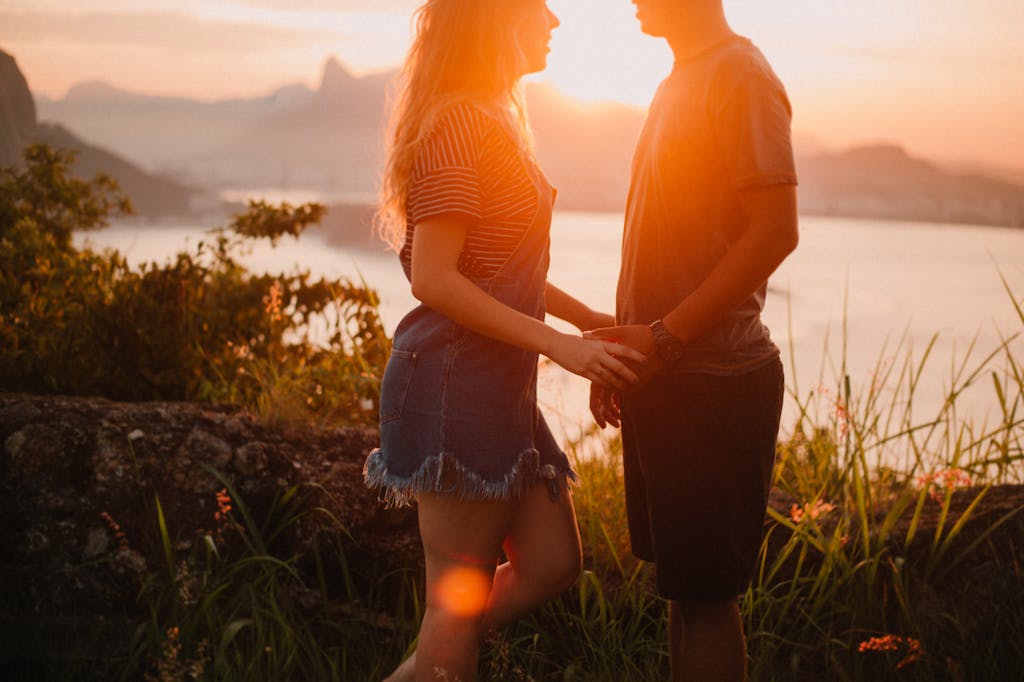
top-left (700, 35), bottom-right (786, 109)
top-left (712, 36), bottom-right (782, 86)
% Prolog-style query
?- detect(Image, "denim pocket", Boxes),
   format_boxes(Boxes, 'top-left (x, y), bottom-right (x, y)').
top-left (379, 349), bottom-right (417, 424)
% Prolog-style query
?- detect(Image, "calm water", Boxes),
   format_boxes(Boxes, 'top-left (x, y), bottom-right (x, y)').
top-left (78, 212), bottom-right (1024, 442)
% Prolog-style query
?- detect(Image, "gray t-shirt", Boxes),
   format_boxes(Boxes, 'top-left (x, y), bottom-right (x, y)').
top-left (616, 35), bottom-right (797, 376)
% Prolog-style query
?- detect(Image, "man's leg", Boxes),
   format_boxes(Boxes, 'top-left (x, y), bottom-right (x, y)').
top-left (623, 361), bottom-right (783, 682)
top-left (670, 599), bottom-right (746, 682)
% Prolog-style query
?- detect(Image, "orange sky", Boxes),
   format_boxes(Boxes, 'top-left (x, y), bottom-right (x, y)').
top-left (2, 0), bottom-right (1022, 169)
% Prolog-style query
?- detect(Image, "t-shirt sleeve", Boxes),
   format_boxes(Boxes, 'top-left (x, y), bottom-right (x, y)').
top-left (712, 56), bottom-right (798, 189)
top-left (408, 105), bottom-right (486, 225)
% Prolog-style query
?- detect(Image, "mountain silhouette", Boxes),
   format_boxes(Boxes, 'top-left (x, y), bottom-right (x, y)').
top-left (1, 49), bottom-right (197, 218)
top-left (27, 54), bottom-right (1024, 227)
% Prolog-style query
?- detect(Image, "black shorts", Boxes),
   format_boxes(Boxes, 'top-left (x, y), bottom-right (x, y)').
top-left (620, 358), bottom-right (784, 603)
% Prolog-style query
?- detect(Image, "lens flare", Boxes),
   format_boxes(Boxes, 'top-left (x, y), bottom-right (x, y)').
top-left (435, 566), bottom-right (491, 618)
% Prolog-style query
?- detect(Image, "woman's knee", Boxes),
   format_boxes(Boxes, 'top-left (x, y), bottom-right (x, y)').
top-left (557, 541), bottom-right (583, 591)
top-left (505, 485), bottom-right (582, 594)
top-left (528, 537), bottom-right (581, 596)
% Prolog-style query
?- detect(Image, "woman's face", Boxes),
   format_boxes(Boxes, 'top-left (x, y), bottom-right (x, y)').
top-left (515, 1), bottom-right (560, 75)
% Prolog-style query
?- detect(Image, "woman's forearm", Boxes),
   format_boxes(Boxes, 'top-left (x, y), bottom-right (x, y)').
top-left (544, 282), bottom-right (613, 331)
top-left (415, 270), bottom-right (562, 356)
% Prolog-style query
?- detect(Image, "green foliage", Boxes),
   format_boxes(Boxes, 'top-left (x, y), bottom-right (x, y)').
top-left (741, 287), bottom-right (1024, 681)
top-left (6, 144), bottom-right (1023, 680)
top-left (0, 144), bottom-right (387, 425)
top-left (121, 478), bottom-right (417, 682)
top-left (0, 144), bottom-right (132, 248)
top-left (17, 285), bottom-right (1021, 681)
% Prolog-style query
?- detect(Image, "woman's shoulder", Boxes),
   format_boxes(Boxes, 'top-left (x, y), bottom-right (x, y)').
top-left (420, 100), bottom-right (530, 175)
top-left (431, 100), bottom-right (503, 140)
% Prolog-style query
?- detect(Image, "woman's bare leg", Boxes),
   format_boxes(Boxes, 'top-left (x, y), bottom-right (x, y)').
top-left (412, 491), bottom-right (512, 681)
top-left (479, 482), bottom-right (582, 632)
top-left (385, 483), bottom-right (581, 681)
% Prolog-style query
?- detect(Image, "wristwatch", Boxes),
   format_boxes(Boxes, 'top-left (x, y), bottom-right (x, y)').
top-left (649, 319), bottom-right (686, 367)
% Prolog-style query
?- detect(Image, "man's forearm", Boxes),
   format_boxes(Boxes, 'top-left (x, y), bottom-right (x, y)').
top-left (662, 185), bottom-right (798, 343)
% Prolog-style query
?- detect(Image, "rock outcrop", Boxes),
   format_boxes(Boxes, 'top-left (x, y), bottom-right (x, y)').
top-left (0, 50), bottom-right (37, 167)
top-left (0, 392), bottom-right (417, 663)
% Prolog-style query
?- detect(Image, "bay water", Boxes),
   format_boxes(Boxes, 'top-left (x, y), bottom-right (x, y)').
top-left (78, 212), bottom-right (1024, 445)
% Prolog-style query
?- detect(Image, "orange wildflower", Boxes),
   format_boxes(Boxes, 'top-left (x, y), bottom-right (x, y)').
top-left (214, 488), bottom-right (232, 522)
top-left (814, 383), bottom-right (850, 437)
top-left (858, 634), bottom-right (923, 670)
top-left (790, 499), bottom-right (836, 524)
top-left (917, 468), bottom-right (972, 502)
top-left (100, 511), bottom-right (129, 549)
top-left (263, 281), bottom-right (283, 322)
top-left (833, 398), bottom-right (850, 437)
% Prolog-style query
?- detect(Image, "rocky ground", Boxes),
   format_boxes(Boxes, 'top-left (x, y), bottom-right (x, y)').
top-left (1, 391), bottom-right (1021, 669)
top-left (0, 392), bottom-right (417, 665)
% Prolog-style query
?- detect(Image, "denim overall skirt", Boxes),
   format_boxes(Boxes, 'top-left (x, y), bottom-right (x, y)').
top-left (364, 166), bottom-right (577, 507)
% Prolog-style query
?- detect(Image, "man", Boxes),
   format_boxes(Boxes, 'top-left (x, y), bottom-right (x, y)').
top-left (588, 1), bottom-right (799, 680)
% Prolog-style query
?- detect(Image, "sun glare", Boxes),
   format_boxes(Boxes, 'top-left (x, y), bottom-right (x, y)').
top-left (540, 0), bottom-right (671, 106)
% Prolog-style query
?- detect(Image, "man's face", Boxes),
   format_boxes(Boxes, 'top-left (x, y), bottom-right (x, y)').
top-left (630, 0), bottom-right (704, 37)
top-left (630, 0), bottom-right (684, 37)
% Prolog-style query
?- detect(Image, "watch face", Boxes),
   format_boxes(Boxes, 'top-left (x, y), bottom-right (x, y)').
top-left (651, 321), bottom-right (684, 365)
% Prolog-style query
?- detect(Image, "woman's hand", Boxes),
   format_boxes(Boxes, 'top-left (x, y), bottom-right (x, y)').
top-left (585, 325), bottom-right (663, 387)
top-left (545, 332), bottom-right (647, 390)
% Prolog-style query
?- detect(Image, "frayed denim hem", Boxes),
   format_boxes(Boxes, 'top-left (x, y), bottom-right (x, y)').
top-left (363, 447), bottom-right (580, 509)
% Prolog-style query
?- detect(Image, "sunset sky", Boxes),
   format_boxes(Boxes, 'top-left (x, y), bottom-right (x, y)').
top-left (1, 0), bottom-right (1022, 169)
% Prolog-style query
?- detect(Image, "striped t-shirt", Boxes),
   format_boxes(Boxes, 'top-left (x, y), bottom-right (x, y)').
top-left (399, 103), bottom-right (543, 281)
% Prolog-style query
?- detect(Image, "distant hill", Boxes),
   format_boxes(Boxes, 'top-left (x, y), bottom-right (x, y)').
top-left (1, 49), bottom-right (200, 219)
top-left (34, 123), bottom-right (197, 218)
top-left (36, 79), bottom-right (319, 190)
top-left (30, 53), bottom-right (1024, 228)
top-left (35, 57), bottom-right (384, 197)
top-left (797, 145), bottom-right (1024, 228)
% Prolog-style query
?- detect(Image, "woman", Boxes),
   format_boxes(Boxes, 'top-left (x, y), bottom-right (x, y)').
top-left (363, 1), bottom-right (644, 679)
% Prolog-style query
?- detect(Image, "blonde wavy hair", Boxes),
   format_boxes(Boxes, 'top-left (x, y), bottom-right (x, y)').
top-left (375, 0), bottom-right (537, 251)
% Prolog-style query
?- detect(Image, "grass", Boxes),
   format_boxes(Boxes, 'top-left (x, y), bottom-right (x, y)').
top-left (17, 278), bottom-right (1023, 681)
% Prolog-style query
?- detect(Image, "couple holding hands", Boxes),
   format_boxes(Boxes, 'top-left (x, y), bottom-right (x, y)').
top-left (363, 0), bottom-right (799, 680)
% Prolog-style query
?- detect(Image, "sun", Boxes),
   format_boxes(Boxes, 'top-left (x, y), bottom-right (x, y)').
top-left (538, 0), bottom-right (672, 107)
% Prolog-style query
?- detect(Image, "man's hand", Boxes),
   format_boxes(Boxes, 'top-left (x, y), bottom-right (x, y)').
top-left (589, 383), bottom-right (621, 429)
top-left (585, 324), bottom-right (663, 387)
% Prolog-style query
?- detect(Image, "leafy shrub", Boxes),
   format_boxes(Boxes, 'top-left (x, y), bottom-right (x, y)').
top-left (0, 144), bottom-right (388, 425)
